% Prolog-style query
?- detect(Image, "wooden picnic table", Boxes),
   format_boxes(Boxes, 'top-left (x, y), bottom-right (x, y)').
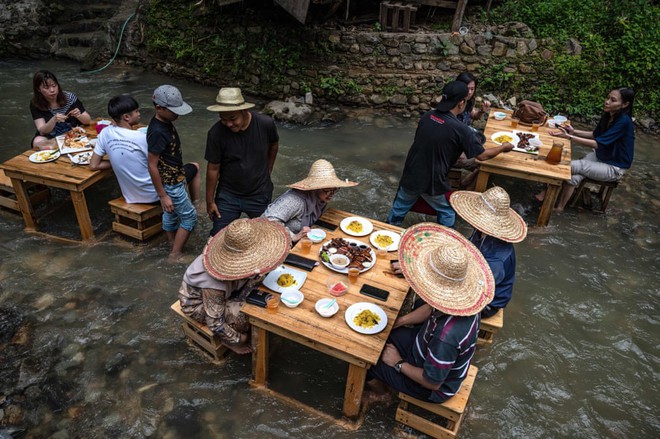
top-left (242, 208), bottom-right (411, 427)
top-left (476, 108), bottom-right (572, 226)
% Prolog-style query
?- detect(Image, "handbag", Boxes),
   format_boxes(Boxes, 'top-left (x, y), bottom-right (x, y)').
top-left (512, 100), bottom-right (548, 126)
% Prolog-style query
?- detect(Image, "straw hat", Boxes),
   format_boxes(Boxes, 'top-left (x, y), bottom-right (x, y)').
top-left (398, 223), bottom-right (495, 316)
top-left (449, 186), bottom-right (527, 243)
top-left (203, 218), bottom-right (291, 280)
top-left (207, 87), bottom-right (255, 112)
top-left (287, 159), bottom-right (358, 191)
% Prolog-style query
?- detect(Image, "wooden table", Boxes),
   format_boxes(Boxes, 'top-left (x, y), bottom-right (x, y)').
top-left (0, 123), bottom-right (113, 242)
top-left (476, 109), bottom-right (571, 226)
top-left (242, 208), bottom-right (411, 426)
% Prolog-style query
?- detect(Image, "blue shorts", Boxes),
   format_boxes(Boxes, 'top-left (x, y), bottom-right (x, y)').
top-left (163, 181), bottom-right (197, 232)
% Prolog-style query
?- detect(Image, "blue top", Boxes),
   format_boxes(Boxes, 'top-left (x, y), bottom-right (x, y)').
top-left (592, 113), bottom-right (635, 169)
top-left (470, 230), bottom-right (516, 309)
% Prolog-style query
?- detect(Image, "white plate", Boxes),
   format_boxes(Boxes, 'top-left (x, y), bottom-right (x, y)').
top-left (262, 265), bottom-right (308, 294)
top-left (319, 238), bottom-right (376, 274)
top-left (369, 230), bottom-right (401, 252)
top-left (345, 302), bottom-right (388, 335)
top-left (69, 151), bottom-right (93, 165)
top-left (56, 134), bottom-right (93, 154)
top-left (490, 131), bottom-right (518, 146)
top-left (340, 216), bottom-right (373, 237)
top-left (512, 130), bottom-right (541, 155)
top-left (29, 150), bottom-right (60, 163)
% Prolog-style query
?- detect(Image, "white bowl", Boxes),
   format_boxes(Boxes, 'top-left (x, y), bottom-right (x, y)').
top-left (281, 290), bottom-right (304, 308)
top-left (493, 111), bottom-right (506, 121)
top-left (307, 228), bottom-right (326, 243)
top-left (315, 298), bottom-right (339, 317)
top-left (329, 254), bottom-right (350, 270)
top-left (553, 115), bottom-right (567, 124)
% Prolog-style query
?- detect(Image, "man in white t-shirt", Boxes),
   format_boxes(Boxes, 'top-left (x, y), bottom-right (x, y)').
top-left (90, 95), bottom-right (158, 203)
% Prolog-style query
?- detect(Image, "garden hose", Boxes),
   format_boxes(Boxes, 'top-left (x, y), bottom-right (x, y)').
top-left (82, 10), bottom-right (136, 74)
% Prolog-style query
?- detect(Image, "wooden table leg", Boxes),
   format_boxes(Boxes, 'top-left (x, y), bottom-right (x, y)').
top-left (538, 184), bottom-right (560, 226)
top-left (474, 169), bottom-right (491, 192)
top-left (251, 326), bottom-right (269, 386)
top-left (10, 178), bottom-right (37, 232)
top-left (70, 191), bottom-right (94, 241)
top-left (342, 364), bottom-right (367, 419)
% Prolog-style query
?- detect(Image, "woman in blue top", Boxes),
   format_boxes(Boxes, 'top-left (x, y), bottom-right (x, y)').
top-left (549, 87), bottom-right (635, 211)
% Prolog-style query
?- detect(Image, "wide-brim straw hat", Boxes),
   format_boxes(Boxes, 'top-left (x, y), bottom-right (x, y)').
top-left (450, 186), bottom-right (527, 243)
top-left (287, 159), bottom-right (358, 191)
top-left (203, 218), bottom-right (291, 281)
top-left (399, 223), bottom-right (495, 316)
top-left (207, 87), bottom-right (255, 112)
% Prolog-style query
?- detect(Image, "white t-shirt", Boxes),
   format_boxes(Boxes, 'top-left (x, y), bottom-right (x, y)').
top-left (94, 125), bottom-right (158, 203)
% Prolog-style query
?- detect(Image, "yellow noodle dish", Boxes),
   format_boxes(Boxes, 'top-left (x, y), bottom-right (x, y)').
top-left (346, 220), bottom-right (363, 233)
top-left (353, 309), bottom-right (381, 328)
top-left (276, 273), bottom-right (296, 288)
top-left (374, 234), bottom-right (394, 249)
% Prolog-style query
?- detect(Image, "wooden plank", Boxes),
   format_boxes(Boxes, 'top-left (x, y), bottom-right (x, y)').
top-left (10, 178), bottom-right (37, 231)
top-left (252, 325), bottom-right (269, 386)
top-left (343, 364), bottom-right (368, 419)
top-left (70, 191), bottom-right (94, 241)
top-left (274, 0), bottom-right (311, 24)
top-left (451, 0), bottom-right (467, 32)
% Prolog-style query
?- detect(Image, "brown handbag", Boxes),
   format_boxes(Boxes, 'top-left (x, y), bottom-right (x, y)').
top-left (512, 100), bottom-right (548, 126)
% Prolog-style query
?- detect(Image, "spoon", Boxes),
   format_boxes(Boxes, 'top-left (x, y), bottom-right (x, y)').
top-left (323, 298), bottom-right (337, 309)
top-left (280, 296), bottom-right (299, 305)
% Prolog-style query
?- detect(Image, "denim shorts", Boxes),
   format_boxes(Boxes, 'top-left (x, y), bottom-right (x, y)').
top-left (163, 181), bottom-right (197, 232)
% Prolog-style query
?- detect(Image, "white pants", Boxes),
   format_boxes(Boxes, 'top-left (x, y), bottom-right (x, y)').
top-left (568, 151), bottom-right (625, 186)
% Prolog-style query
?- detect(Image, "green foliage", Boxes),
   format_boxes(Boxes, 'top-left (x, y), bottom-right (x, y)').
top-left (318, 76), bottom-right (362, 98)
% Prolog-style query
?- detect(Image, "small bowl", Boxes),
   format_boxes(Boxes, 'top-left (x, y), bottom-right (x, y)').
top-left (307, 228), bottom-right (326, 243)
top-left (529, 138), bottom-right (543, 148)
top-left (553, 115), bottom-right (567, 124)
top-left (281, 290), bottom-right (304, 308)
top-left (326, 275), bottom-right (349, 297)
top-left (315, 298), bottom-right (339, 317)
top-left (329, 254), bottom-right (350, 270)
top-left (493, 111), bottom-right (506, 121)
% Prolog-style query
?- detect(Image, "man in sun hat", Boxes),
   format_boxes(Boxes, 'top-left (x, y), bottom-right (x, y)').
top-left (261, 159), bottom-right (358, 242)
top-left (148, 84), bottom-right (201, 262)
top-left (365, 223), bottom-right (494, 403)
top-left (205, 87), bottom-right (280, 236)
top-left (178, 218), bottom-right (291, 354)
top-left (387, 81), bottom-right (514, 228)
top-left (450, 186), bottom-right (527, 318)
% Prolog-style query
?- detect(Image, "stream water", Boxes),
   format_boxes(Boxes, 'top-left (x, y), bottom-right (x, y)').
top-left (0, 59), bottom-right (658, 438)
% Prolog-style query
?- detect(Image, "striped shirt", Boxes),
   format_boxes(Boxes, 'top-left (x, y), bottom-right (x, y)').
top-left (30, 91), bottom-right (86, 137)
top-left (412, 310), bottom-right (480, 402)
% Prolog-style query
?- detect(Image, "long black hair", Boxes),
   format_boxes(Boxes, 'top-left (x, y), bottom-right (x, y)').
top-left (31, 70), bottom-right (66, 111)
top-left (455, 72), bottom-right (478, 112)
top-left (598, 87), bottom-right (635, 132)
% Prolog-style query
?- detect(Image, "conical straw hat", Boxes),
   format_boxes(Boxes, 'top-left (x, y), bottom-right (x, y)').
top-left (398, 223), bottom-right (495, 316)
top-left (287, 159), bottom-right (358, 191)
top-left (203, 218), bottom-right (291, 280)
top-left (450, 186), bottom-right (527, 243)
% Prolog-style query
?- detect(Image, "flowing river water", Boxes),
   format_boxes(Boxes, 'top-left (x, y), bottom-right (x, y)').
top-left (0, 59), bottom-right (658, 438)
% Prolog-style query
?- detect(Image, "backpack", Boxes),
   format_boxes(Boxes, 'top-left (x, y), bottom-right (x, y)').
top-left (512, 100), bottom-right (548, 125)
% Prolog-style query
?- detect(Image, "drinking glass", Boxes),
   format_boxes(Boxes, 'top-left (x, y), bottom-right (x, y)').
top-left (300, 238), bottom-right (312, 255)
top-left (347, 267), bottom-right (360, 284)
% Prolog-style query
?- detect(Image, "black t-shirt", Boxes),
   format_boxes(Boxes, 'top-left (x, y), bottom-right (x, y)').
top-left (399, 110), bottom-right (485, 195)
top-left (204, 111), bottom-right (279, 197)
top-left (30, 91), bottom-right (86, 138)
top-left (147, 117), bottom-right (185, 185)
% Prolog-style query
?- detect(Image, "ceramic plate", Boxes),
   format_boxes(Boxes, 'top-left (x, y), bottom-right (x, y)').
top-left (56, 134), bottom-right (93, 154)
top-left (490, 131), bottom-right (518, 146)
top-left (319, 238), bottom-right (376, 274)
top-left (29, 150), bottom-right (60, 163)
top-left (262, 265), bottom-right (307, 294)
top-left (345, 302), bottom-right (388, 335)
top-left (340, 216), bottom-right (373, 236)
top-left (511, 130), bottom-right (541, 155)
top-left (369, 230), bottom-right (401, 252)
top-left (69, 151), bottom-right (93, 165)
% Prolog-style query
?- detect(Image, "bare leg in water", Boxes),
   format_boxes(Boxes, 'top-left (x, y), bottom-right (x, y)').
top-left (554, 182), bottom-right (577, 212)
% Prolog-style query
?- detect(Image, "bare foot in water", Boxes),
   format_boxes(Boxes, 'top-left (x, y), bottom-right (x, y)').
top-left (225, 342), bottom-right (252, 355)
top-left (363, 389), bottom-right (394, 405)
top-left (534, 190), bottom-right (546, 202)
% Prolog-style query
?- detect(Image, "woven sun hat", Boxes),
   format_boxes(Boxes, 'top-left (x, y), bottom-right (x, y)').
top-left (287, 159), bottom-right (358, 191)
top-left (449, 186), bottom-right (528, 243)
top-left (398, 223), bottom-right (495, 316)
top-left (206, 87), bottom-right (255, 112)
top-left (203, 218), bottom-right (291, 281)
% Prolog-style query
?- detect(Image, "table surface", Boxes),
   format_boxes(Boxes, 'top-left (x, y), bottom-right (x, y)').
top-left (242, 208), bottom-right (411, 367)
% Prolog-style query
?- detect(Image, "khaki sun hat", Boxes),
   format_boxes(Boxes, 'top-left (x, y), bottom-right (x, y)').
top-left (203, 218), bottom-right (291, 281)
top-left (398, 223), bottom-right (495, 316)
top-left (449, 186), bottom-right (528, 243)
top-left (287, 159), bottom-right (358, 191)
top-left (207, 87), bottom-right (255, 112)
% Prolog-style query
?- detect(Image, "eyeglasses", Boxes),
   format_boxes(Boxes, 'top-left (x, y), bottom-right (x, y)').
top-left (321, 188), bottom-right (339, 196)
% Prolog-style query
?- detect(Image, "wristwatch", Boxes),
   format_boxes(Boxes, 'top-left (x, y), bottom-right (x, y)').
top-left (394, 360), bottom-right (405, 374)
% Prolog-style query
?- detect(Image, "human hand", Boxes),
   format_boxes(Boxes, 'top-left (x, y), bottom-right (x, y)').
top-left (502, 142), bottom-right (514, 152)
top-left (481, 100), bottom-right (491, 112)
top-left (54, 113), bottom-right (68, 123)
top-left (393, 316), bottom-right (405, 329)
top-left (67, 108), bottom-right (82, 119)
top-left (160, 194), bottom-right (174, 213)
top-left (549, 129), bottom-right (570, 139)
top-left (207, 202), bottom-right (221, 220)
top-left (382, 343), bottom-right (402, 367)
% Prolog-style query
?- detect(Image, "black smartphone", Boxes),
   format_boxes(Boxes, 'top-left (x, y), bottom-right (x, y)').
top-left (360, 284), bottom-right (389, 301)
top-left (313, 219), bottom-right (338, 231)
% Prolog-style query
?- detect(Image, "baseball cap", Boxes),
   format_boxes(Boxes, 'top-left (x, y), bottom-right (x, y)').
top-left (436, 81), bottom-right (469, 112)
top-left (152, 85), bottom-right (192, 115)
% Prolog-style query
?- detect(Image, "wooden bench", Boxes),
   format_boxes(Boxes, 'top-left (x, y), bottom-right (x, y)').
top-left (108, 196), bottom-right (163, 240)
top-left (0, 169), bottom-right (50, 213)
top-left (478, 308), bottom-right (503, 345)
top-left (170, 301), bottom-right (229, 364)
top-left (569, 177), bottom-right (620, 214)
top-left (396, 364), bottom-right (478, 438)
top-left (380, 1), bottom-right (418, 32)
top-left (416, 0), bottom-right (468, 33)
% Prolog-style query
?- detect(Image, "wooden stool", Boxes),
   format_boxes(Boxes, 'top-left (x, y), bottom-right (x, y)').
top-left (478, 308), bottom-right (503, 345)
top-left (396, 364), bottom-right (478, 438)
top-left (0, 169), bottom-right (50, 213)
top-left (380, 1), bottom-right (417, 32)
top-left (569, 178), bottom-right (619, 214)
top-left (170, 301), bottom-right (229, 364)
top-left (108, 197), bottom-right (163, 240)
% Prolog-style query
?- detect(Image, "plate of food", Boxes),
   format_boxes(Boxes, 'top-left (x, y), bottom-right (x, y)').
top-left (29, 149), bottom-right (61, 163)
top-left (68, 151), bottom-right (93, 165)
top-left (512, 130), bottom-right (541, 154)
top-left (340, 216), bottom-right (373, 237)
top-left (490, 131), bottom-right (518, 146)
top-left (319, 237), bottom-right (376, 274)
top-left (262, 265), bottom-right (308, 294)
top-left (345, 302), bottom-right (388, 335)
top-left (369, 230), bottom-right (401, 252)
top-left (56, 127), bottom-right (92, 154)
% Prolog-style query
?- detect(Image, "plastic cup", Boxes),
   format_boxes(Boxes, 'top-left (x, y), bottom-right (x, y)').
top-left (300, 238), bottom-right (312, 255)
top-left (510, 117), bottom-right (519, 128)
top-left (376, 247), bottom-right (387, 258)
top-left (531, 121), bottom-right (541, 132)
top-left (347, 267), bottom-right (360, 284)
top-left (266, 294), bottom-right (280, 312)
